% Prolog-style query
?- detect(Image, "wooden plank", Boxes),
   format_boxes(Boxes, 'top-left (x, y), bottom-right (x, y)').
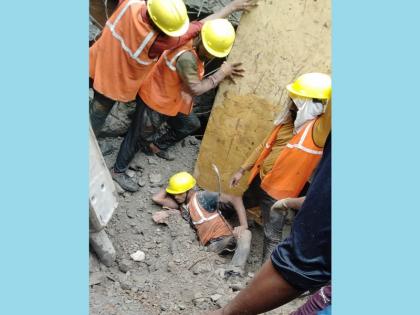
top-left (194, 0), bottom-right (331, 195)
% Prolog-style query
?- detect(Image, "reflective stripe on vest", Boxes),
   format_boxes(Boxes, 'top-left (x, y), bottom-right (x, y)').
top-left (164, 49), bottom-right (189, 71)
top-left (106, 0), bottom-right (156, 65)
top-left (191, 194), bottom-right (220, 225)
top-left (286, 121), bottom-right (323, 155)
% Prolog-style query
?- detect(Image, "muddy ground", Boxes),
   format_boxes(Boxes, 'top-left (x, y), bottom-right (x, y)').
top-left (90, 135), bottom-right (306, 315)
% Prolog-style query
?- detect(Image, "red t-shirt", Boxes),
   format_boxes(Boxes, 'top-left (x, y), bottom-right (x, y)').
top-left (138, 5), bottom-right (203, 58)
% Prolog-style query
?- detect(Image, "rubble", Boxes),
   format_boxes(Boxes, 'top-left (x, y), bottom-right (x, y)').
top-left (118, 259), bottom-right (134, 273)
top-left (130, 250), bottom-right (146, 262)
top-left (90, 137), bottom-right (307, 314)
top-left (89, 272), bottom-right (106, 286)
top-left (149, 173), bottom-right (162, 184)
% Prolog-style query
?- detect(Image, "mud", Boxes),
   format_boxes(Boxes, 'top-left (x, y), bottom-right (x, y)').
top-left (90, 136), bottom-right (306, 315)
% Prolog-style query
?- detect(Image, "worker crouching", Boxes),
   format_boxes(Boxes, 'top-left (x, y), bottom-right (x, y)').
top-left (112, 19), bottom-right (245, 191)
top-left (152, 172), bottom-right (252, 275)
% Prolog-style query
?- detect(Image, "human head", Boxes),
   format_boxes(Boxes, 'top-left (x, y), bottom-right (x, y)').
top-left (166, 172), bottom-right (196, 204)
top-left (147, 0), bottom-right (189, 37)
top-left (198, 19), bottom-right (236, 59)
top-left (286, 73), bottom-right (331, 130)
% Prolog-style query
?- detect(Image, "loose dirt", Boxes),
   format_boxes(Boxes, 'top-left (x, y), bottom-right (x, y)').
top-left (90, 136), bottom-right (306, 315)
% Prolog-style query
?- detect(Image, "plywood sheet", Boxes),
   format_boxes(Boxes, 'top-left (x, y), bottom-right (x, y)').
top-left (194, 0), bottom-right (331, 195)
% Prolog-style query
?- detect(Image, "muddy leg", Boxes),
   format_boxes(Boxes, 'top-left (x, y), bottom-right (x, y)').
top-left (230, 230), bottom-right (252, 270)
top-left (262, 207), bottom-right (287, 263)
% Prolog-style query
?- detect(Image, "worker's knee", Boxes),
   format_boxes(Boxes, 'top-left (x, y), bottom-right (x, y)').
top-left (93, 89), bottom-right (117, 108)
top-left (185, 114), bottom-right (201, 134)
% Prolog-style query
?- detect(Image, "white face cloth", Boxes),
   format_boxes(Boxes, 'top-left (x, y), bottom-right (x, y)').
top-left (292, 97), bottom-right (324, 133)
top-left (273, 107), bottom-right (291, 126)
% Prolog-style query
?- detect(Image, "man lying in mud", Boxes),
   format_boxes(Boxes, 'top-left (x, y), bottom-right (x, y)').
top-left (152, 172), bottom-right (251, 275)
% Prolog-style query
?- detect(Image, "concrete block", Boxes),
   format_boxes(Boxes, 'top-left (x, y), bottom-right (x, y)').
top-left (90, 229), bottom-right (116, 267)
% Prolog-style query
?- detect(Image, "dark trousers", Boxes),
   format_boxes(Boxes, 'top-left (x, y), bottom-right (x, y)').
top-left (114, 96), bottom-right (200, 172)
top-left (242, 176), bottom-right (286, 262)
top-left (89, 79), bottom-right (117, 135)
top-left (154, 112), bottom-right (201, 150)
top-left (242, 176), bottom-right (277, 226)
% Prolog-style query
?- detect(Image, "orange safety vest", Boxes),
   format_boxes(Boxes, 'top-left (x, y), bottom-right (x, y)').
top-left (139, 42), bottom-right (205, 116)
top-left (260, 119), bottom-right (323, 200)
top-left (247, 124), bottom-right (284, 185)
top-left (187, 192), bottom-right (232, 246)
top-left (89, 0), bottom-right (159, 102)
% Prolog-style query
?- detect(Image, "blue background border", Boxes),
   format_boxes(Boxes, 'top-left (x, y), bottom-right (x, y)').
top-left (0, 1), bottom-right (88, 314)
top-left (334, 0), bottom-right (420, 314)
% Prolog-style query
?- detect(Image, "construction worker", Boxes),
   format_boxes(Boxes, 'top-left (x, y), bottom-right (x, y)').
top-left (205, 133), bottom-right (332, 315)
top-left (112, 19), bottom-right (246, 191)
top-left (229, 72), bottom-right (331, 262)
top-left (152, 172), bottom-right (252, 274)
top-left (89, 0), bottom-right (256, 136)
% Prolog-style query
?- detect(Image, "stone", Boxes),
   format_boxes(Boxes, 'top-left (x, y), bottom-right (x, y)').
top-left (148, 157), bottom-right (158, 165)
top-left (138, 178), bottom-right (147, 187)
top-left (229, 283), bottom-right (244, 292)
top-left (189, 137), bottom-right (199, 145)
top-left (167, 261), bottom-right (176, 273)
top-left (149, 187), bottom-right (161, 194)
top-left (149, 173), bottom-right (162, 184)
top-left (126, 208), bottom-right (136, 219)
top-left (216, 296), bottom-right (230, 308)
top-left (126, 169), bottom-right (136, 178)
top-left (130, 250), bottom-right (146, 262)
top-left (160, 303), bottom-right (170, 311)
top-left (118, 259), bottom-right (134, 273)
top-left (210, 294), bottom-right (222, 302)
top-left (120, 280), bottom-right (132, 290)
top-left (129, 153), bottom-right (144, 171)
top-left (89, 272), bottom-right (106, 286)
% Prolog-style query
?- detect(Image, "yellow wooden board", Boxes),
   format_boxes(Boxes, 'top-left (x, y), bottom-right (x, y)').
top-left (194, 0), bottom-right (331, 196)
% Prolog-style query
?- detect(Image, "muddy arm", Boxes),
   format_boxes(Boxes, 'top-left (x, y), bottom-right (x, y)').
top-left (152, 189), bottom-right (179, 209)
top-left (199, 0), bottom-right (257, 23)
top-left (220, 194), bottom-right (248, 228)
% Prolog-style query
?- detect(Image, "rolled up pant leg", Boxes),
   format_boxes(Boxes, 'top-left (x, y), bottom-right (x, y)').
top-left (90, 90), bottom-right (117, 136)
top-left (230, 230), bottom-right (252, 270)
top-left (114, 96), bottom-right (166, 172)
top-left (153, 112), bottom-right (201, 150)
top-left (260, 190), bottom-right (285, 262)
top-left (247, 176), bottom-right (285, 262)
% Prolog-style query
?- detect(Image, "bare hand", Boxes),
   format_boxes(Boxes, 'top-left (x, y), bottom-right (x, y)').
top-left (152, 209), bottom-right (178, 224)
top-left (271, 198), bottom-right (290, 213)
top-left (229, 169), bottom-right (244, 188)
top-left (221, 62), bottom-right (245, 84)
top-left (233, 225), bottom-right (248, 239)
top-left (231, 0), bottom-right (259, 13)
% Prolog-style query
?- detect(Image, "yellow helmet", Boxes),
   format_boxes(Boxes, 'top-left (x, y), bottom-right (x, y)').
top-left (147, 0), bottom-right (189, 37)
top-left (286, 73), bottom-right (331, 100)
top-left (201, 19), bottom-right (235, 58)
top-left (166, 172), bottom-right (196, 194)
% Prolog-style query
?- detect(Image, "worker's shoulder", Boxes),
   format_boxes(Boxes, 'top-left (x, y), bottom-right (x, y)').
top-left (176, 50), bottom-right (197, 67)
top-left (196, 190), bottom-right (219, 212)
